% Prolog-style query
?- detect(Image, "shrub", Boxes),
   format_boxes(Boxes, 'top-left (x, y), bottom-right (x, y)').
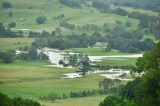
top-left (36, 16), bottom-right (47, 24)
top-left (8, 22), bottom-right (16, 28)
top-left (2, 2), bottom-right (12, 8)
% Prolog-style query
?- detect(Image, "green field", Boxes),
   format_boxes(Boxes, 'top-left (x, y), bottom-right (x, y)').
top-left (0, 63), bottom-right (107, 104)
top-left (96, 57), bottom-right (137, 66)
top-left (0, 38), bottom-right (34, 50)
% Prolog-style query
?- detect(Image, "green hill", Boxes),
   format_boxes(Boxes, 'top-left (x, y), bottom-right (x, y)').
top-left (1, 0), bottom-right (157, 35)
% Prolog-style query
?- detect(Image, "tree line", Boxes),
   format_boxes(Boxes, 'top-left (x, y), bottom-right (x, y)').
top-left (0, 23), bottom-right (24, 38)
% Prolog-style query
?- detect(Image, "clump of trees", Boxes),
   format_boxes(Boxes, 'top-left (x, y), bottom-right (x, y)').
top-left (59, 21), bottom-right (75, 30)
top-left (1, 2), bottom-right (12, 8)
top-left (107, 26), bottom-right (155, 53)
top-left (8, 22), bottom-right (16, 28)
top-left (0, 23), bottom-right (24, 38)
top-left (113, 7), bottom-right (128, 16)
top-left (36, 16), bottom-right (47, 24)
top-left (0, 92), bottom-right (41, 106)
top-left (60, 53), bottom-right (90, 77)
top-left (99, 78), bottom-right (121, 92)
top-left (99, 95), bottom-right (135, 106)
top-left (17, 46), bottom-right (49, 61)
top-left (29, 30), bottom-right (50, 38)
top-left (0, 50), bottom-right (15, 63)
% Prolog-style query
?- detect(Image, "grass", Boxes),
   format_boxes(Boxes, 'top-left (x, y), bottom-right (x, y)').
top-left (96, 57), bottom-right (137, 66)
top-left (0, 63), bottom-right (105, 99)
top-left (70, 48), bottom-right (131, 56)
top-left (0, 60), bottom-right (53, 67)
top-left (0, 38), bottom-right (34, 50)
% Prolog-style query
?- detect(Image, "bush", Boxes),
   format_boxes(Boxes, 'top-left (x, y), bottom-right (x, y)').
top-left (36, 16), bottom-right (47, 24)
top-left (2, 2), bottom-right (12, 8)
top-left (0, 93), bottom-right (41, 106)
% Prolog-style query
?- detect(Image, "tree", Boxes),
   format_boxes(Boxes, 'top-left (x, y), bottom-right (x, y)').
top-left (36, 16), bottom-right (47, 24)
top-left (60, 53), bottom-right (90, 77)
top-left (0, 50), bottom-right (15, 63)
top-left (8, 22), bottom-right (16, 28)
top-left (2, 2), bottom-right (12, 8)
top-left (125, 21), bottom-right (132, 27)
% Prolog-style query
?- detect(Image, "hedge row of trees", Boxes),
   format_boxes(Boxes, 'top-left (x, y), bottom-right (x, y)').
top-left (17, 46), bottom-right (48, 61)
top-left (107, 26), bottom-right (155, 53)
top-left (0, 23), bottom-right (24, 38)
top-left (0, 50), bottom-right (15, 63)
top-left (31, 26), bottom-right (155, 53)
top-left (39, 85), bottom-right (124, 102)
top-left (108, 0), bottom-right (160, 11)
top-left (0, 93), bottom-right (41, 106)
top-left (0, 46), bottom-right (48, 64)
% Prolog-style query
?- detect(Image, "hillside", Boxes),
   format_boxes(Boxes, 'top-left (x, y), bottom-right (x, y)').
top-left (0, 0), bottom-right (158, 35)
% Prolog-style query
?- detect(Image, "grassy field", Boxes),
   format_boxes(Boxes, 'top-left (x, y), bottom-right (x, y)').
top-left (70, 48), bottom-right (130, 56)
top-left (0, 60), bottom-right (129, 105)
top-left (96, 57), bottom-right (137, 66)
top-left (0, 38), bottom-right (34, 50)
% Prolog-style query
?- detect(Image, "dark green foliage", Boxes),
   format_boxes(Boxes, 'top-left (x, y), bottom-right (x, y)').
top-left (137, 38), bottom-right (155, 51)
top-left (135, 41), bottom-right (160, 72)
top-left (2, 2), bottom-right (12, 8)
top-left (0, 50), bottom-right (15, 63)
top-left (120, 78), bottom-right (141, 100)
top-left (0, 92), bottom-right (41, 106)
top-left (0, 93), bottom-right (13, 106)
top-left (8, 22), bottom-right (16, 28)
top-left (99, 95), bottom-right (135, 106)
top-left (125, 21), bottom-right (132, 27)
top-left (108, 26), bottom-right (144, 53)
top-left (61, 53), bottom-right (90, 77)
top-left (17, 46), bottom-right (48, 61)
top-left (134, 70), bottom-right (160, 106)
top-left (39, 93), bottom-right (60, 102)
top-left (0, 23), bottom-right (23, 38)
top-left (36, 16), bottom-right (47, 24)
top-left (59, 21), bottom-right (75, 30)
